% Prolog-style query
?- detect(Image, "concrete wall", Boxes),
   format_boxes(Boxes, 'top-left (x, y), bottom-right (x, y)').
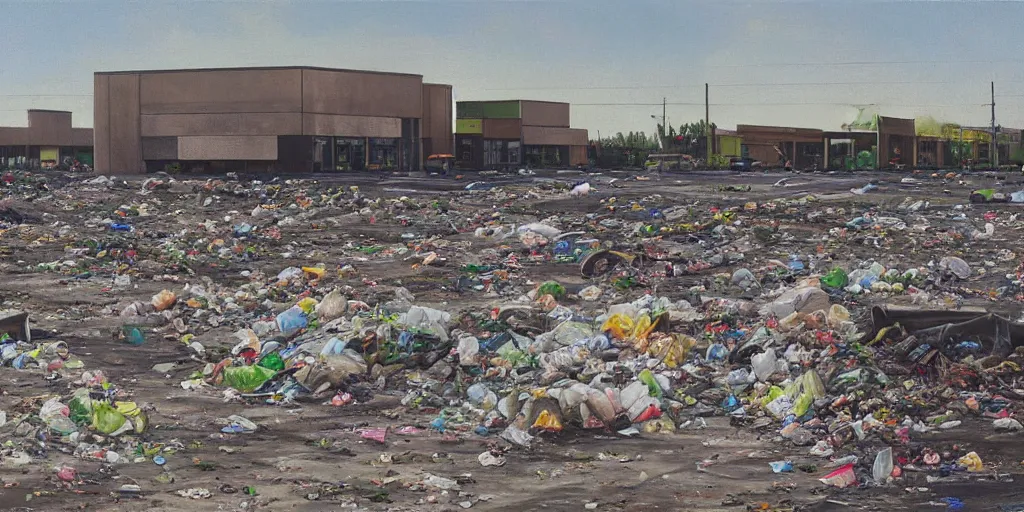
top-left (522, 126), bottom-right (588, 146)
top-left (142, 137), bottom-right (179, 160)
top-left (93, 74), bottom-right (111, 172)
top-left (422, 83), bottom-right (453, 155)
top-left (142, 113), bottom-right (303, 137)
top-left (178, 136), bottom-right (278, 160)
top-left (27, 111), bottom-right (73, 145)
top-left (570, 145), bottom-right (588, 166)
top-left (302, 69), bottom-right (422, 118)
top-left (140, 69), bottom-right (303, 114)
top-left (520, 101), bottom-right (570, 128)
top-left (0, 110), bottom-right (93, 149)
top-left (107, 74), bottom-right (143, 172)
top-left (736, 125), bottom-right (824, 143)
top-left (302, 114), bottom-right (401, 138)
top-left (483, 119), bottom-right (521, 139)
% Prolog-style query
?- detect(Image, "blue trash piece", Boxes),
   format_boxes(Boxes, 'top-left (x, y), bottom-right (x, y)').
top-left (430, 417), bottom-right (446, 432)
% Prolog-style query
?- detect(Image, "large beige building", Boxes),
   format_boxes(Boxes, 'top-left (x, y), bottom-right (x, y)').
top-left (93, 66), bottom-right (452, 174)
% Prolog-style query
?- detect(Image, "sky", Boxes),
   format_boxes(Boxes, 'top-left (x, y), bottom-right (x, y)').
top-left (1, 0), bottom-right (1023, 139)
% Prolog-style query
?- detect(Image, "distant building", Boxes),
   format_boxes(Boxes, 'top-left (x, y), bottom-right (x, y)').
top-left (454, 100), bottom-right (588, 169)
top-left (735, 125), bottom-right (824, 169)
top-left (0, 110), bottom-right (93, 169)
top-left (93, 66), bottom-right (452, 174)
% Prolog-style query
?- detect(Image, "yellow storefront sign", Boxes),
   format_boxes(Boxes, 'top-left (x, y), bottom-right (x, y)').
top-left (456, 119), bottom-right (482, 134)
top-left (40, 147), bottom-right (59, 167)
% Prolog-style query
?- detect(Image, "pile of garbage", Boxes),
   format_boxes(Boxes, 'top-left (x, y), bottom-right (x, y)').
top-left (5, 170), bottom-right (1024, 508)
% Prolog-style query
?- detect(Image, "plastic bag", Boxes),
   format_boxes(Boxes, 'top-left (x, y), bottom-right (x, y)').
top-left (276, 306), bottom-right (308, 335)
top-left (638, 369), bottom-right (663, 398)
top-left (258, 352), bottom-right (285, 371)
top-left (819, 464), bottom-right (857, 488)
top-left (316, 290), bottom-right (347, 321)
top-left (821, 268), bottom-right (848, 289)
top-left (296, 297), bottom-right (318, 314)
top-left (400, 307), bottom-right (451, 341)
top-left (872, 447), bottom-right (893, 483)
top-left (222, 365), bottom-right (277, 392)
top-left (531, 409), bottom-right (563, 432)
top-left (764, 287), bottom-right (830, 317)
top-left (648, 333), bottom-right (693, 368)
top-left (958, 451), bottom-right (983, 472)
top-left (827, 304), bottom-right (850, 328)
top-left (457, 335), bottom-right (480, 365)
top-left (579, 286), bottom-right (602, 301)
top-left (92, 402), bottom-right (127, 435)
top-left (151, 290), bottom-right (177, 311)
top-left (40, 398), bottom-right (76, 434)
top-left (751, 350), bottom-right (778, 381)
top-left (115, 401), bottom-right (147, 433)
top-left (537, 281), bottom-right (566, 299)
top-left (517, 223), bottom-right (562, 239)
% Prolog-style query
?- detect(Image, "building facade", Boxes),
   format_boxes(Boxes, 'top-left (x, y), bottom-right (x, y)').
top-left (455, 100), bottom-right (588, 169)
top-left (0, 110), bottom-right (93, 169)
top-left (93, 67), bottom-right (452, 174)
top-left (735, 125), bottom-right (824, 169)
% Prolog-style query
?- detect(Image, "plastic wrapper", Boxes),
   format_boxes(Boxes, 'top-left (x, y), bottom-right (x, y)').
top-left (222, 365), bottom-right (277, 392)
top-left (958, 451), bottom-right (984, 472)
top-left (276, 306), bottom-right (308, 335)
top-left (92, 402), bottom-right (128, 435)
top-left (819, 463), bottom-right (857, 488)
top-left (315, 290), bottom-right (347, 321)
top-left (537, 281), bottom-right (566, 299)
top-left (151, 290), bottom-right (177, 311)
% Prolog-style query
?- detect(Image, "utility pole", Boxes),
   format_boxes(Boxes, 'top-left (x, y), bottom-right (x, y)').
top-left (705, 83), bottom-right (711, 162)
top-left (991, 81), bottom-right (998, 168)
top-left (662, 97), bottom-right (667, 145)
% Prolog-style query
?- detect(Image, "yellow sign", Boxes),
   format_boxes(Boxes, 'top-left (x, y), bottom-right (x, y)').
top-left (456, 119), bottom-right (482, 134)
top-left (40, 147), bottom-right (58, 163)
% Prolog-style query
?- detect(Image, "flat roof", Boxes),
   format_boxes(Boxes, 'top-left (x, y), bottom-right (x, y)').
top-left (458, 99), bottom-right (570, 106)
top-left (95, 65), bottom-right (423, 79)
top-left (27, 109), bottom-right (73, 114)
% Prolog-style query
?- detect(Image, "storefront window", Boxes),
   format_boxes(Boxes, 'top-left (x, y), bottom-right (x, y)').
top-left (369, 138), bottom-right (399, 170)
top-left (507, 141), bottom-right (521, 165)
top-left (483, 140), bottom-right (522, 167)
top-left (335, 138), bottom-right (365, 171)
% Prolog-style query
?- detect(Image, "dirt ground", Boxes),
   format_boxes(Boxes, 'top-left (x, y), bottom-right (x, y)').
top-left (2, 168), bottom-right (1024, 511)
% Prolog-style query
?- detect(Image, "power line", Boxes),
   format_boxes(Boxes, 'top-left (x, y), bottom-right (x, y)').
top-left (0, 94), bottom-right (92, 98)
top-left (572, 101), bottom-right (991, 107)
top-left (485, 80), bottom-right (1024, 91)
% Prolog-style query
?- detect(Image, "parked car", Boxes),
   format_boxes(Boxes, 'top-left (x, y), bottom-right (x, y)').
top-left (729, 157), bottom-right (762, 171)
top-left (644, 153), bottom-right (694, 171)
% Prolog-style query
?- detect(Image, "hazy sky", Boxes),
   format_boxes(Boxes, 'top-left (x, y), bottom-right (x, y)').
top-left (2, 0), bottom-right (1023, 138)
